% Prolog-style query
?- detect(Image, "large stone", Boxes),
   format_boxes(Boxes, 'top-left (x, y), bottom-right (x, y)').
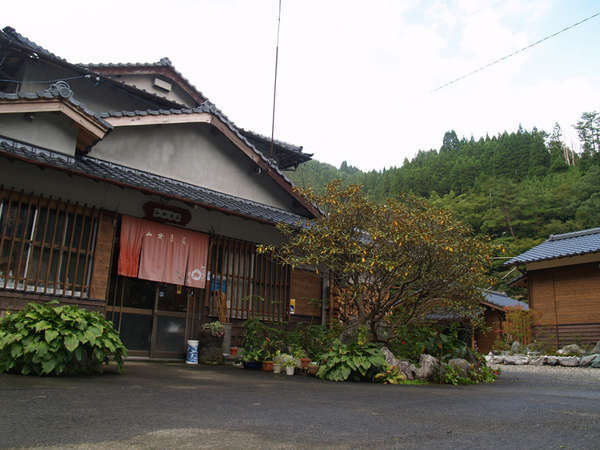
top-left (511, 341), bottom-right (522, 354)
top-left (590, 341), bottom-right (600, 355)
top-left (529, 356), bottom-right (546, 366)
top-left (558, 356), bottom-right (579, 367)
top-left (380, 347), bottom-right (415, 380)
top-left (504, 355), bottom-right (529, 365)
top-left (448, 358), bottom-right (471, 378)
top-left (485, 353), bottom-right (494, 364)
top-left (580, 354), bottom-right (598, 367)
top-left (415, 354), bottom-right (440, 381)
top-left (557, 344), bottom-right (585, 355)
top-left (492, 355), bottom-right (505, 364)
top-left (591, 355), bottom-right (600, 369)
top-left (545, 356), bottom-right (558, 366)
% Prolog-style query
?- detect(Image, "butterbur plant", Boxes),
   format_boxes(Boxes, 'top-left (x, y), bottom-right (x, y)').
top-left (0, 301), bottom-right (127, 376)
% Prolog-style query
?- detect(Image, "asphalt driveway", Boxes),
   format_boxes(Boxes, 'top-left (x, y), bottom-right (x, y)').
top-left (1, 362), bottom-right (599, 449)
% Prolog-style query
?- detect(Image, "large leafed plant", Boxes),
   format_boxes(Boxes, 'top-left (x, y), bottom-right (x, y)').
top-left (0, 301), bottom-right (127, 376)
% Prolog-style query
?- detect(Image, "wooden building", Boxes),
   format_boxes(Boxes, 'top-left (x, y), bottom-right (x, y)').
top-left (476, 290), bottom-right (528, 354)
top-left (506, 227), bottom-right (600, 347)
top-left (0, 27), bottom-right (327, 358)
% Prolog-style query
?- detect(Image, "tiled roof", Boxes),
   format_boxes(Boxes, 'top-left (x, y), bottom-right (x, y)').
top-left (79, 57), bottom-right (208, 103)
top-left (239, 129), bottom-right (312, 170)
top-left (505, 227), bottom-right (600, 266)
top-left (0, 135), bottom-right (309, 226)
top-left (483, 290), bottom-right (528, 311)
top-left (1, 27), bottom-right (185, 111)
top-left (0, 89), bottom-right (113, 130)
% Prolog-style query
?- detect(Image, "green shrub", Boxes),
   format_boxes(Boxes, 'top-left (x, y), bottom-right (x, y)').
top-left (388, 324), bottom-right (469, 362)
top-left (0, 301), bottom-right (127, 376)
top-left (317, 338), bottom-right (386, 382)
top-left (287, 322), bottom-right (341, 360)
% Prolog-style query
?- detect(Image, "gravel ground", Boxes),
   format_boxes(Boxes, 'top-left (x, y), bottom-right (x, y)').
top-left (492, 363), bottom-right (600, 386)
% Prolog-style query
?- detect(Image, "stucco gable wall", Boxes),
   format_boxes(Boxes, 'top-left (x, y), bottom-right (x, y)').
top-left (0, 112), bottom-right (77, 156)
top-left (90, 123), bottom-right (300, 212)
top-left (109, 74), bottom-right (195, 107)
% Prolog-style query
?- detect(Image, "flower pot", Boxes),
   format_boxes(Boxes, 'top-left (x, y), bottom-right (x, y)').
top-left (295, 359), bottom-right (302, 369)
top-left (307, 365), bottom-right (319, 376)
top-left (300, 357), bottom-right (311, 369)
top-left (262, 361), bottom-right (274, 372)
top-left (273, 363), bottom-right (281, 374)
top-left (243, 361), bottom-right (262, 370)
top-left (285, 366), bottom-right (295, 376)
top-left (230, 347), bottom-right (239, 357)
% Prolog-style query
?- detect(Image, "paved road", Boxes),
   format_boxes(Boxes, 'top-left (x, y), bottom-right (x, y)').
top-left (1, 362), bottom-right (599, 449)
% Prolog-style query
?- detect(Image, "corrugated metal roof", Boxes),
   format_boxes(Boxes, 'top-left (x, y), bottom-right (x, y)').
top-left (0, 136), bottom-right (309, 227)
top-left (505, 227), bottom-right (600, 266)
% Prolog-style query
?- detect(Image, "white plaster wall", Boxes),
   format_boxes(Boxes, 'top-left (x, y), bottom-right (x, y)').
top-left (91, 123), bottom-right (298, 211)
top-left (0, 113), bottom-right (77, 155)
top-left (112, 74), bottom-right (195, 107)
top-left (0, 157), bottom-right (285, 246)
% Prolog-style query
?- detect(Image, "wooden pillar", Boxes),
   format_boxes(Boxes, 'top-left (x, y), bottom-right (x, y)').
top-left (89, 211), bottom-right (117, 301)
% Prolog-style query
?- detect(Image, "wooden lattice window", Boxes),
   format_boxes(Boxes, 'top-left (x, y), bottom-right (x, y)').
top-left (208, 236), bottom-right (290, 322)
top-left (0, 187), bottom-right (99, 298)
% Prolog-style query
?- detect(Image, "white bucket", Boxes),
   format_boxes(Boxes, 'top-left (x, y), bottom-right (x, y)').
top-left (186, 339), bottom-right (199, 364)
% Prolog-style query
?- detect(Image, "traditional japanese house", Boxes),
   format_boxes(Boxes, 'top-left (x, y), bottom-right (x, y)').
top-left (0, 27), bottom-right (327, 358)
top-left (506, 227), bottom-right (600, 347)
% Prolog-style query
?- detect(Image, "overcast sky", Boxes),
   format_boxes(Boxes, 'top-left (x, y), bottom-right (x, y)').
top-left (4, 1), bottom-right (600, 170)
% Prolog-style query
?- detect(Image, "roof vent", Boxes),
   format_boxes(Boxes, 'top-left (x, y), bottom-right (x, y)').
top-left (153, 78), bottom-right (172, 92)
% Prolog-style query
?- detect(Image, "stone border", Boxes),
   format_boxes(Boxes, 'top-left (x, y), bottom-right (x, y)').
top-left (486, 353), bottom-right (600, 368)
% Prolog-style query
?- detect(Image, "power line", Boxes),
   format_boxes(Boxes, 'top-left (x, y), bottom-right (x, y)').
top-left (432, 10), bottom-right (600, 93)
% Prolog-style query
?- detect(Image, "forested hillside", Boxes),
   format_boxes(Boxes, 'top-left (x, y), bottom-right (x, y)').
top-left (286, 112), bottom-right (600, 298)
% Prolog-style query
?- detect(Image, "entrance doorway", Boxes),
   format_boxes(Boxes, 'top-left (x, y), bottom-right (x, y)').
top-left (106, 276), bottom-right (199, 358)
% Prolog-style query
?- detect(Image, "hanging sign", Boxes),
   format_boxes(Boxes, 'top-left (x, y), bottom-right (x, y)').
top-left (143, 202), bottom-right (191, 226)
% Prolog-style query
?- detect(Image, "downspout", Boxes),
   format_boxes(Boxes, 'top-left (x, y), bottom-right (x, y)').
top-left (321, 271), bottom-right (328, 327)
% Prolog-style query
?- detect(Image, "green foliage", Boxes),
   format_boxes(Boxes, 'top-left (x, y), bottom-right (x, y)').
top-left (285, 119), bottom-right (600, 299)
top-left (0, 301), bottom-right (127, 376)
top-left (316, 339), bottom-right (386, 382)
top-left (200, 321), bottom-right (225, 338)
top-left (437, 354), bottom-right (499, 385)
top-left (240, 318), bottom-right (287, 361)
top-left (373, 364), bottom-right (407, 384)
top-left (264, 181), bottom-right (491, 337)
top-left (286, 322), bottom-right (341, 359)
top-left (388, 324), bottom-right (470, 363)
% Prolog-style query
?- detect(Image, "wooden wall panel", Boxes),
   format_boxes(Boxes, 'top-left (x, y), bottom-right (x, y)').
top-left (554, 264), bottom-right (600, 325)
top-left (290, 269), bottom-right (321, 317)
top-left (529, 271), bottom-right (556, 326)
top-left (89, 211), bottom-right (116, 301)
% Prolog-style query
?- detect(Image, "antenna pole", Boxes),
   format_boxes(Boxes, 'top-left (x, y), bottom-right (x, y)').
top-left (270, 0), bottom-right (282, 161)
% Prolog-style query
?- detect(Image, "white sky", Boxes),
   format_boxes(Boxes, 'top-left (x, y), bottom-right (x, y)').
top-left (4, 1), bottom-right (600, 170)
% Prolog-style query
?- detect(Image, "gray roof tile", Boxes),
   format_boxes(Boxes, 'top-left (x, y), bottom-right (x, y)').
top-left (483, 291), bottom-right (528, 310)
top-left (0, 136), bottom-right (308, 227)
top-left (506, 227), bottom-right (600, 266)
top-left (0, 89), bottom-right (112, 130)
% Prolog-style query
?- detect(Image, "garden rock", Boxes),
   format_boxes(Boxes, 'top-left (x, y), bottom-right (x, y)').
top-left (485, 353), bottom-right (493, 364)
top-left (492, 355), bottom-right (505, 364)
top-left (504, 355), bottom-right (529, 366)
top-left (590, 341), bottom-right (600, 355)
top-left (557, 344), bottom-right (585, 355)
top-left (579, 354), bottom-right (598, 367)
top-left (415, 354), bottom-right (439, 380)
top-left (591, 355), bottom-right (600, 369)
top-left (558, 356), bottom-right (579, 367)
top-left (529, 356), bottom-right (546, 366)
top-left (545, 356), bottom-right (558, 366)
top-left (504, 355), bottom-right (528, 365)
top-left (448, 358), bottom-right (471, 377)
top-left (380, 347), bottom-right (415, 379)
top-left (511, 341), bottom-right (522, 354)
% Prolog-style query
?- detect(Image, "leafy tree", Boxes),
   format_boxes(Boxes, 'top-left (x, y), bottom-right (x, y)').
top-left (262, 181), bottom-right (492, 338)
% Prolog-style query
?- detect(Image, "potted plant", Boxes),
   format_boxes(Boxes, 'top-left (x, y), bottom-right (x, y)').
top-left (280, 353), bottom-right (296, 376)
top-left (273, 351), bottom-right (283, 374)
top-left (198, 321), bottom-right (225, 365)
top-left (240, 349), bottom-right (262, 369)
top-left (292, 347), bottom-right (308, 368)
top-left (307, 361), bottom-right (320, 376)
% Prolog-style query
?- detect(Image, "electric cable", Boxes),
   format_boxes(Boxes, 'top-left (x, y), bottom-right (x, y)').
top-left (432, 10), bottom-right (600, 92)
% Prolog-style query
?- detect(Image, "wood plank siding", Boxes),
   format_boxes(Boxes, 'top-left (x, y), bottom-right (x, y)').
top-left (289, 268), bottom-right (322, 318)
top-left (528, 262), bottom-right (600, 346)
top-left (0, 187), bottom-right (113, 315)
